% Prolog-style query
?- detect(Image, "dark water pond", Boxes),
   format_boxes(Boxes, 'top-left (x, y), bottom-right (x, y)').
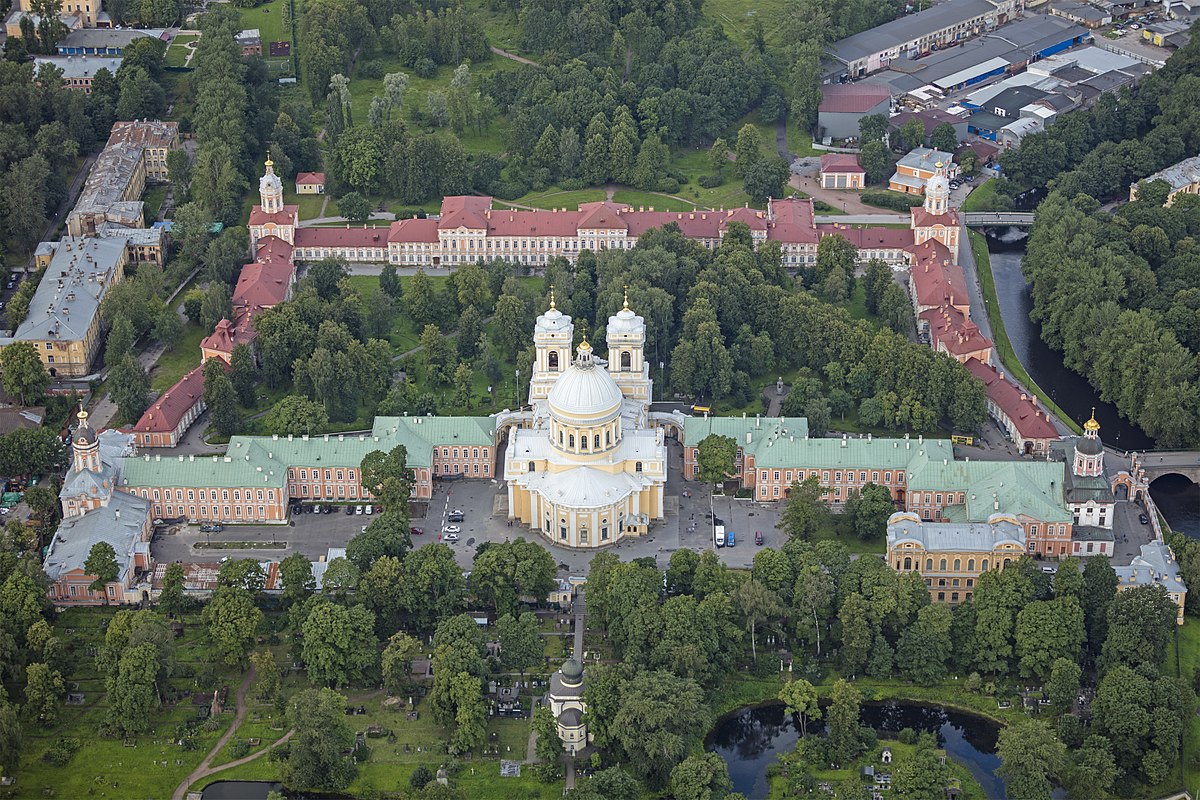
top-left (707, 700), bottom-right (1004, 799)
top-left (200, 782), bottom-right (284, 800)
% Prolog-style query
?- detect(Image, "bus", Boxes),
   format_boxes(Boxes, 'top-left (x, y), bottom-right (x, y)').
top-left (951, 435), bottom-right (974, 446)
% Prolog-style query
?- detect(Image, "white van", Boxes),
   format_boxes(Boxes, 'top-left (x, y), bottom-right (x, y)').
top-left (714, 525), bottom-right (726, 548)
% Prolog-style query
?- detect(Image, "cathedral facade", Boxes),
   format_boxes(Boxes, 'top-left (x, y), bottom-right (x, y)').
top-left (503, 292), bottom-right (667, 548)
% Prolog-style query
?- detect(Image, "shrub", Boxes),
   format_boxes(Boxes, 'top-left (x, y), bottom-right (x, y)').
top-left (964, 672), bottom-right (982, 693)
top-left (414, 58), bottom-right (436, 78)
top-left (357, 59), bottom-right (385, 79)
top-left (43, 736), bottom-right (80, 766)
top-left (228, 739), bottom-right (250, 759)
top-left (656, 177), bottom-right (681, 194)
top-left (860, 190), bottom-right (923, 212)
top-left (697, 174), bottom-right (723, 189)
top-left (897, 727), bottom-right (918, 745)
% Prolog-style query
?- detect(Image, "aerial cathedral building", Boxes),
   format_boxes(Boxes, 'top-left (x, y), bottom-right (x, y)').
top-left (503, 290), bottom-right (667, 548)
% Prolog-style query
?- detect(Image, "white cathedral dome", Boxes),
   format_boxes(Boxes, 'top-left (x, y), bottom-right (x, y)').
top-left (548, 342), bottom-right (624, 422)
top-left (926, 172), bottom-right (949, 197)
top-left (607, 306), bottom-right (642, 335)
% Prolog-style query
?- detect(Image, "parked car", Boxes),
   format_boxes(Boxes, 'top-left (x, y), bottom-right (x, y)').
top-left (444, 524), bottom-right (462, 534)
top-left (355, 505), bottom-right (364, 515)
top-left (364, 505), bottom-right (373, 515)
top-left (448, 513), bottom-right (464, 523)
top-left (322, 505), bottom-right (333, 514)
top-left (200, 524), bottom-right (223, 533)
top-left (411, 526), bottom-right (425, 535)
top-left (345, 505), bottom-right (354, 515)
top-left (443, 533), bottom-right (459, 542)
top-left (1139, 513), bottom-right (1149, 524)
top-left (726, 530), bottom-right (736, 546)
top-left (755, 531), bottom-right (764, 546)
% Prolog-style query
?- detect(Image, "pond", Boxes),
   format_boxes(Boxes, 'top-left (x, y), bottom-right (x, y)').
top-left (707, 700), bottom-right (1004, 799)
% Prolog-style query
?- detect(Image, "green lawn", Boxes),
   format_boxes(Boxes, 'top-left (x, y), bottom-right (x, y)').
top-left (611, 188), bottom-right (699, 212)
top-left (164, 33), bottom-right (199, 68)
top-left (143, 185), bottom-right (168, 223)
top-left (967, 231), bottom-right (1082, 436)
top-left (237, 0), bottom-right (291, 50)
top-left (701, 0), bottom-right (791, 48)
top-left (150, 324), bottom-right (207, 393)
top-left (1167, 619), bottom-right (1200, 797)
top-left (961, 179), bottom-right (1002, 212)
top-left (498, 187), bottom-right (606, 210)
top-left (284, 188), bottom-right (327, 220)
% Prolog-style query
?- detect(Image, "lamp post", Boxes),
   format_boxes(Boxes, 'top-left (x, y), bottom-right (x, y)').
top-left (514, 368), bottom-right (519, 409)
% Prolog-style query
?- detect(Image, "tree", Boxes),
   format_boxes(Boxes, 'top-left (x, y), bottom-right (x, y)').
top-left (23, 662), bottom-right (64, 727)
top-left (0, 342), bottom-right (50, 405)
top-left (708, 137), bottom-right (728, 177)
top-left (898, 118), bottom-right (926, 151)
top-left (108, 353), bottom-right (150, 424)
top-left (339, 191), bottom-right (371, 224)
top-left (381, 632), bottom-right (422, 695)
top-left (669, 752), bottom-right (733, 800)
top-left (896, 603), bottom-right (952, 684)
top-left (497, 612), bottom-right (542, 678)
top-left (1100, 583), bottom-right (1177, 673)
top-left (471, 539), bottom-right (556, 616)
top-left (409, 765), bottom-right (434, 790)
top-left (859, 114), bottom-right (888, 143)
top-left (734, 578), bottom-right (783, 661)
top-left (0, 427), bottom-right (67, 478)
top-left (84, 541), bottom-right (119, 604)
top-left (611, 670), bottom-right (709, 787)
top-left (360, 444), bottom-right (413, 510)
top-left (930, 122), bottom-right (959, 152)
top-left (667, 549), bottom-right (700, 596)
top-left (780, 477), bottom-right (827, 540)
top-left (1081, 556), bottom-right (1118, 652)
top-left (106, 643), bottom-right (159, 737)
top-left (734, 124), bottom-right (763, 177)
top-left (778, 679), bottom-right (820, 738)
top-left (285, 688), bottom-right (357, 791)
top-left (892, 742), bottom-right (949, 799)
top-left (250, 649), bottom-right (281, 701)
top-left (305, 258), bottom-right (348, 301)
top-left (302, 601), bottom-right (377, 688)
top-left (157, 562), bottom-right (190, 616)
top-left (229, 344), bottom-right (257, 407)
top-left (346, 512), bottom-right (411, 571)
top-left (1015, 596), bottom-right (1085, 680)
top-left (571, 768), bottom-right (641, 800)
top-left (0, 698), bottom-right (19, 773)
top-left (279, 552), bottom-right (315, 606)
top-left (827, 679), bottom-right (863, 766)
top-left (202, 586), bottom-right (262, 666)
top-left (846, 483), bottom-right (894, 540)
top-left (200, 281), bottom-right (234, 330)
top-left (859, 140), bottom-right (891, 185)
top-left (1046, 657), bottom-right (1080, 713)
top-left (997, 718), bottom-right (1066, 800)
top-left (379, 263), bottom-right (402, 299)
top-left (1066, 735), bottom-right (1117, 799)
top-left (743, 158), bottom-right (790, 204)
top-left (263, 395), bottom-right (328, 437)
top-left (694, 434), bottom-right (736, 485)
top-left (152, 305), bottom-right (183, 348)
top-left (203, 358), bottom-right (239, 437)
top-left (531, 705), bottom-right (563, 781)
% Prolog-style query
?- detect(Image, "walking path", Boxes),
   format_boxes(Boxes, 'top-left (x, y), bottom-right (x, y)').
top-left (489, 46), bottom-right (537, 66)
top-left (172, 666), bottom-right (264, 800)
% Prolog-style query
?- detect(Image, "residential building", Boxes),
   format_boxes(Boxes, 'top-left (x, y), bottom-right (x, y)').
top-left (33, 55), bottom-right (121, 92)
top-left (296, 172), bottom-right (325, 194)
top-left (963, 358), bottom-right (1059, 455)
top-left (6, 0), bottom-right (105, 36)
top-left (889, 146), bottom-right (959, 194)
top-left (922, 305), bottom-right (993, 364)
top-left (886, 510), bottom-right (1026, 603)
top-left (819, 153), bottom-right (867, 189)
top-left (0, 237), bottom-right (128, 378)
top-left (235, 28), bottom-right (261, 56)
top-left (1115, 542), bottom-right (1187, 624)
top-left (825, 0), bottom-right (1018, 79)
top-left (57, 27), bottom-right (159, 56)
top-left (43, 410), bottom-right (152, 605)
top-left (503, 294), bottom-right (667, 549)
top-left (1049, 2), bottom-right (1112, 28)
top-left (131, 364), bottom-right (210, 448)
top-left (817, 83), bottom-right (891, 140)
top-left (1130, 154), bottom-right (1200, 205)
top-left (67, 120), bottom-right (180, 238)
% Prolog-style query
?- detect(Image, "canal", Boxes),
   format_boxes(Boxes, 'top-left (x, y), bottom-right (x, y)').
top-left (984, 231), bottom-right (1199, 537)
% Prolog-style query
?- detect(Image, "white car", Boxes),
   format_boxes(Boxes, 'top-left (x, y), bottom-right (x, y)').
top-left (364, 505), bottom-right (373, 515)
top-left (355, 505), bottom-right (364, 515)
top-left (444, 525), bottom-right (462, 534)
top-left (443, 533), bottom-right (460, 542)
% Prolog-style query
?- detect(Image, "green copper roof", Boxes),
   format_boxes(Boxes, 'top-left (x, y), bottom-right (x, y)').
top-left (121, 416), bottom-right (497, 487)
top-left (121, 441), bottom-right (288, 489)
top-left (910, 456), bottom-right (1071, 523)
top-left (684, 416), bottom-right (954, 470)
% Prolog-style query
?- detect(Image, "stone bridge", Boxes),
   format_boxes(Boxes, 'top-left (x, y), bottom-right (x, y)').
top-left (1139, 451), bottom-right (1200, 485)
top-left (962, 212), bottom-right (1036, 227)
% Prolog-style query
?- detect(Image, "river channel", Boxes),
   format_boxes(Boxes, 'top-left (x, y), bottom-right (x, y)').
top-left (707, 701), bottom-right (1004, 799)
top-left (984, 231), bottom-right (1199, 537)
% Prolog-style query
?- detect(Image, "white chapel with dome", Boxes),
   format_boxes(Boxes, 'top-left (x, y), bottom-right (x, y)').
top-left (503, 289), bottom-right (667, 548)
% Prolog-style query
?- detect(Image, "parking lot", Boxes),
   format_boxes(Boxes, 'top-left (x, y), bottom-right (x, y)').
top-left (148, 440), bottom-right (790, 573)
top-left (0, 271), bottom-right (27, 331)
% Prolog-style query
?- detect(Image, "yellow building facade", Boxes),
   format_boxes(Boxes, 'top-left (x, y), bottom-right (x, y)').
top-left (886, 511), bottom-right (1026, 603)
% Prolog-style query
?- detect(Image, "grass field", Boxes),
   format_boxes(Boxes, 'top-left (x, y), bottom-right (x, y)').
top-left (237, 0), bottom-right (291, 51)
top-left (165, 33), bottom-right (199, 68)
top-left (499, 187), bottom-right (606, 210)
top-left (284, 188), bottom-right (328, 220)
top-left (961, 179), bottom-right (1002, 212)
top-left (612, 188), bottom-right (700, 212)
top-left (702, 0), bottom-right (791, 48)
top-left (1165, 619), bottom-right (1200, 798)
top-left (150, 324), bottom-right (207, 393)
top-left (967, 231), bottom-right (1083, 436)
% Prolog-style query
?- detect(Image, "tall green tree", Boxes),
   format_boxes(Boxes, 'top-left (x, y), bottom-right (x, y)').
top-left (202, 358), bottom-right (239, 437)
top-left (0, 342), bottom-right (50, 405)
top-left (778, 678), bottom-right (820, 738)
top-left (780, 477), bottom-right (827, 540)
top-left (997, 719), bottom-right (1066, 800)
top-left (84, 541), bottom-right (119, 604)
top-left (301, 601), bottom-right (378, 688)
top-left (284, 688), bottom-right (357, 791)
top-left (496, 612), bottom-right (542, 678)
top-left (826, 679), bottom-right (863, 766)
top-left (202, 586), bottom-right (262, 666)
top-left (693, 434), bottom-right (736, 485)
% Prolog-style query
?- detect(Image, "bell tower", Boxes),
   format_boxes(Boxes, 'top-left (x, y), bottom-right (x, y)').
top-left (72, 406), bottom-right (101, 475)
top-left (606, 286), bottom-right (652, 404)
top-left (1073, 409), bottom-right (1105, 478)
top-left (924, 161), bottom-right (950, 216)
top-left (529, 288), bottom-right (574, 404)
top-left (259, 156), bottom-right (284, 214)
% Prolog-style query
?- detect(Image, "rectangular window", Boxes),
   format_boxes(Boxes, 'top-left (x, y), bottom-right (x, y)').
top-left (773, 471), bottom-right (780, 482)
top-left (336, 471), bottom-right (343, 481)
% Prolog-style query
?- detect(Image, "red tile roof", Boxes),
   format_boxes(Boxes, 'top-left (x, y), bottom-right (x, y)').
top-left (388, 217), bottom-right (439, 243)
top-left (920, 305), bottom-right (992, 359)
top-left (294, 226), bottom-right (389, 249)
top-left (253, 235), bottom-right (293, 266)
top-left (910, 207), bottom-right (960, 229)
top-left (766, 198), bottom-right (819, 244)
top-left (907, 240), bottom-right (968, 311)
top-left (820, 153), bottom-right (865, 174)
top-left (132, 364), bottom-right (210, 434)
top-left (819, 83), bottom-right (891, 114)
top-left (816, 223), bottom-right (914, 249)
top-left (249, 205), bottom-right (299, 227)
top-left (233, 257), bottom-right (293, 313)
top-left (964, 358), bottom-right (1059, 440)
top-left (295, 172), bottom-right (325, 186)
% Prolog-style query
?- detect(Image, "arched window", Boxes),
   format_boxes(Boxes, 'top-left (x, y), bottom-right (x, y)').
top-left (559, 431), bottom-right (563, 445)
top-left (621, 351), bottom-right (631, 371)
top-left (528, 462), bottom-right (535, 472)
top-left (594, 435), bottom-right (601, 449)
top-left (925, 558), bottom-right (933, 572)
top-left (903, 556), bottom-right (912, 570)
top-left (967, 558), bottom-right (975, 571)
top-left (939, 558), bottom-right (947, 571)
top-left (568, 435), bottom-right (575, 448)
top-left (635, 462), bottom-right (642, 472)
top-left (953, 558), bottom-right (961, 571)
top-left (606, 431), bottom-right (611, 446)
top-left (581, 437), bottom-right (588, 450)
top-left (1003, 558), bottom-right (1011, 567)
top-left (982, 559), bottom-right (990, 571)
top-left (548, 351), bottom-right (559, 371)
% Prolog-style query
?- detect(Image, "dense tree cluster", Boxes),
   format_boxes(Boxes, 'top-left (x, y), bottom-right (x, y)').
top-left (1022, 191), bottom-right (1200, 445)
